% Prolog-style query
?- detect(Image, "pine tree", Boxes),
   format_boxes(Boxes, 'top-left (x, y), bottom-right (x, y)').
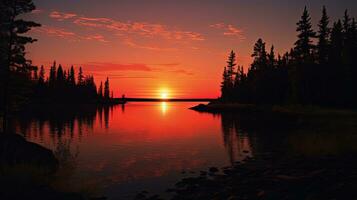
top-left (49, 61), bottom-right (57, 87)
top-left (294, 6), bottom-right (316, 63)
top-left (317, 6), bottom-right (330, 64)
top-left (221, 67), bottom-right (230, 99)
top-left (251, 38), bottom-right (267, 71)
top-left (69, 66), bottom-right (75, 86)
top-left (268, 45), bottom-right (276, 68)
top-left (98, 81), bottom-right (103, 99)
top-left (78, 67), bottom-right (84, 85)
top-left (330, 20), bottom-right (343, 63)
top-left (38, 65), bottom-right (45, 84)
top-left (226, 50), bottom-right (237, 83)
top-left (0, 0), bottom-right (40, 133)
top-left (343, 10), bottom-right (351, 34)
top-left (57, 64), bottom-right (64, 84)
top-left (104, 77), bottom-right (110, 99)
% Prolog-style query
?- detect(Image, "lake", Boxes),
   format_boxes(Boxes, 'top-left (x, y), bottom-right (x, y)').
top-left (11, 102), bottom-right (253, 199)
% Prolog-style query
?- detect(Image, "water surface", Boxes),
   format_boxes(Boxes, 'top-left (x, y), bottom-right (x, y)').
top-left (13, 102), bottom-right (252, 199)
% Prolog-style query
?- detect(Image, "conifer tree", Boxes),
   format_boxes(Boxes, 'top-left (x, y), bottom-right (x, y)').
top-left (69, 66), bottom-right (75, 86)
top-left (78, 67), bottom-right (84, 85)
top-left (98, 81), bottom-right (103, 99)
top-left (251, 38), bottom-right (267, 71)
top-left (104, 77), bottom-right (110, 99)
top-left (317, 6), bottom-right (330, 64)
top-left (294, 6), bottom-right (316, 63)
top-left (268, 45), bottom-right (276, 68)
top-left (49, 61), bottom-right (57, 87)
top-left (221, 67), bottom-right (230, 99)
top-left (57, 64), bottom-right (64, 84)
top-left (0, 0), bottom-right (40, 133)
top-left (38, 65), bottom-right (45, 85)
top-left (226, 50), bottom-right (237, 83)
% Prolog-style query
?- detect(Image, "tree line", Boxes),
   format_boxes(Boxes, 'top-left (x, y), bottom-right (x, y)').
top-left (32, 62), bottom-right (113, 104)
top-left (221, 6), bottom-right (357, 108)
top-left (0, 0), bottom-right (115, 133)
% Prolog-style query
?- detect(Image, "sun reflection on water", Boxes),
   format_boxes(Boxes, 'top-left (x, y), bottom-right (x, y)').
top-left (160, 102), bottom-right (168, 115)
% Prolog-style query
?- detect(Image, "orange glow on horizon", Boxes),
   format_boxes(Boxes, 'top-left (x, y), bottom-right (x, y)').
top-left (159, 88), bottom-right (171, 99)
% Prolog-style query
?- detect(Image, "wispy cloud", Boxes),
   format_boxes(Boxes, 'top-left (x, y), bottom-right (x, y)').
top-left (82, 62), bottom-right (193, 75)
top-left (34, 25), bottom-right (78, 39)
top-left (50, 11), bottom-right (77, 21)
top-left (85, 62), bottom-right (153, 71)
top-left (34, 25), bottom-right (108, 43)
top-left (122, 37), bottom-right (177, 51)
top-left (47, 10), bottom-right (205, 49)
top-left (31, 9), bottom-right (43, 14)
top-left (71, 16), bottom-right (205, 41)
top-left (210, 23), bottom-right (245, 40)
top-left (169, 69), bottom-right (194, 76)
top-left (85, 34), bottom-right (109, 43)
top-left (92, 73), bottom-right (157, 79)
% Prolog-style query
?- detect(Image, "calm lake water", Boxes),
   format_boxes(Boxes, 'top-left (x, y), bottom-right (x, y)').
top-left (12, 102), bottom-right (253, 199)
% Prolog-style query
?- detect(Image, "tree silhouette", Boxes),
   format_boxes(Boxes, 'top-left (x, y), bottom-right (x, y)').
top-left (38, 65), bottom-right (45, 85)
top-left (221, 67), bottom-right (230, 100)
top-left (317, 6), bottom-right (330, 65)
top-left (69, 66), bottom-right (75, 86)
top-left (98, 81), bottom-right (103, 99)
top-left (219, 6), bottom-right (357, 108)
top-left (0, 0), bottom-right (40, 133)
top-left (49, 61), bottom-right (57, 87)
top-left (294, 6), bottom-right (316, 63)
top-left (104, 77), bottom-right (110, 99)
top-left (78, 67), bottom-right (84, 85)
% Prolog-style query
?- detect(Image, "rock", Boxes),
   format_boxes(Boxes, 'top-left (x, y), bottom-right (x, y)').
top-left (209, 167), bottom-right (219, 173)
top-left (0, 133), bottom-right (58, 173)
top-left (189, 104), bottom-right (208, 111)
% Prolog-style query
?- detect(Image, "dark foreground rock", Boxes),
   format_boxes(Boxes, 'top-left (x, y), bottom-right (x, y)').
top-left (0, 133), bottom-right (58, 172)
top-left (135, 154), bottom-right (357, 200)
top-left (0, 133), bottom-right (94, 200)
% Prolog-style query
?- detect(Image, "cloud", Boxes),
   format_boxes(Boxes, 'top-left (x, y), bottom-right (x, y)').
top-left (210, 23), bottom-right (245, 40)
top-left (33, 25), bottom-right (108, 43)
top-left (72, 16), bottom-right (205, 41)
top-left (50, 11), bottom-right (77, 21)
top-left (169, 69), bottom-right (194, 75)
top-left (91, 73), bottom-right (156, 79)
top-left (34, 25), bottom-right (77, 39)
top-left (31, 9), bottom-right (43, 14)
top-left (149, 63), bottom-right (181, 67)
top-left (122, 37), bottom-right (177, 51)
top-left (82, 62), bottom-right (193, 75)
top-left (84, 62), bottom-right (153, 71)
top-left (48, 10), bottom-right (205, 48)
top-left (85, 34), bottom-right (109, 43)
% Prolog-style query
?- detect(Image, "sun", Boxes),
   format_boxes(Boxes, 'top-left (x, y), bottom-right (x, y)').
top-left (159, 88), bottom-right (170, 100)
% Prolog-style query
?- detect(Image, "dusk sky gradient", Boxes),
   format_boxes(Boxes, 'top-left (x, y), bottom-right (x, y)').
top-left (25, 0), bottom-right (357, 98)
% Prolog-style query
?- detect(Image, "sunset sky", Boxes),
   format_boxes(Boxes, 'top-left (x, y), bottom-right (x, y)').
top-left (26, 0), bottom-right (357, 98)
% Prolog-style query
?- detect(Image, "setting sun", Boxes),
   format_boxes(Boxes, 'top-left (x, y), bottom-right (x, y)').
top-left (159, 88), bottom-right (170, 99)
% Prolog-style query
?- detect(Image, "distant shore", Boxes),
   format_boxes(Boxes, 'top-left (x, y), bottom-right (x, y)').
top-left (190, 102), bottom-right (357, 117)
top-left (123, 98), bottom-right (214, 102)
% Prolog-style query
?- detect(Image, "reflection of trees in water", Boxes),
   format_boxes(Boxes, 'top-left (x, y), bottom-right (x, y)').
top-left (11, 104), bottom-right (121, 144)
top-left (220, 113), bottom-right (253, 164)
top-left (220, 112), bottom-right (300, 163)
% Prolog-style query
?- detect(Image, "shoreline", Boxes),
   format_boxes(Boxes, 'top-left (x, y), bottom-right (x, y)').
top-left (190, 102), bottom-right (357, 117)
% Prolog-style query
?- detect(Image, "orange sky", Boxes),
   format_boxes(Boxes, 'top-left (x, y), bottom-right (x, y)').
top-left (26, 0), bottom-right (357, 98)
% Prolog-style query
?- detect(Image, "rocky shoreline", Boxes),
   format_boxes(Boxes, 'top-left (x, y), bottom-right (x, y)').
top-left (0, 133), bottom-right (101, 200)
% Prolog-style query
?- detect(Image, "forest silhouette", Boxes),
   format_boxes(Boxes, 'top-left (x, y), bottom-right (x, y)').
top-left (221, 7), bottom-right (357, 108)
top-left (0, 0), bottom-right (117, 133)
top-left (32, 62), bottom-right (113, 104)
